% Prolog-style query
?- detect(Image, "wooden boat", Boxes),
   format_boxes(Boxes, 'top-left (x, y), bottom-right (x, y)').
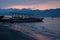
top-left (0, 13), bottom-right (44, 23)
top-left (9, 18), bottom-right (44, 23)
top-left (0, 16), bottom-right (9, 22)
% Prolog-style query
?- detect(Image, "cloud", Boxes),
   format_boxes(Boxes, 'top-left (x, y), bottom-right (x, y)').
top-left (0, 0), bottom-right (44, 8)
top-left (0, 0), bottom-right (60, 10)
top-left (4, 4), bottom-right (60, 10)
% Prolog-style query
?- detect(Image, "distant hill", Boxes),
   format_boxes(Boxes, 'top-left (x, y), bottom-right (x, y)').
top-left (0, 8), bottom-right (60, 17)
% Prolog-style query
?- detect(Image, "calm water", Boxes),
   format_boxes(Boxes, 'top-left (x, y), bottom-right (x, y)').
top-left (3, 17), bottom-right (60, 40)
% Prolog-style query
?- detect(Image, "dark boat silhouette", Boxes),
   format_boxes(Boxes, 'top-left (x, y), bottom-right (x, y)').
top-left (0, 13), bottom-right (44, 23)
top-left (9, 17), bottom-right (44, 23)
top-left (0, 16), bottom-right (4, 19)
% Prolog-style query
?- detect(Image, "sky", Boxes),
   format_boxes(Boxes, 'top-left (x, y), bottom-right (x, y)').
top-left (0, 0), bottom-right (60, 10)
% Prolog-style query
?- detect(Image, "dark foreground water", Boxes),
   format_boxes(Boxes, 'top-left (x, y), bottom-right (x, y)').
top-left (0, 17), bottom-right (60, 40)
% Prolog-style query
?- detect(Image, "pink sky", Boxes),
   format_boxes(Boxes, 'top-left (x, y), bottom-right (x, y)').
top-left (5, 4), bottom-right (60, 10)
top-left (0, 0), bottom-right (60, 10)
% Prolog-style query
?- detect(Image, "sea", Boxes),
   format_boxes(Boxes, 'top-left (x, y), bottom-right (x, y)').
top-left (0, 17), bottom-right (60, 40)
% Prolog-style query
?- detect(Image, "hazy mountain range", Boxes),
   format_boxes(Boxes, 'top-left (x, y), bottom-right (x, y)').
top-left (0, 8), bottom-right (60, 17)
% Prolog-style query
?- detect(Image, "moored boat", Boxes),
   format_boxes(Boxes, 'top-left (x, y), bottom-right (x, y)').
top-left (9, 18), bottom-right (44, 23)
top-left (0, 13), bottom-right (44, 23)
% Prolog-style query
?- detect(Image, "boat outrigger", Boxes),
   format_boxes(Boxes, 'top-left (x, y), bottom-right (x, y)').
top-left (0, 13), bottom-right (44, 23)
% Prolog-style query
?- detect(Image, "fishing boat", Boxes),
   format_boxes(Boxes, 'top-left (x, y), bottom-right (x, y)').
top-left (9, 17), bottom-right (44, 23)
top-left (0, 13), bottom-right (44, 23)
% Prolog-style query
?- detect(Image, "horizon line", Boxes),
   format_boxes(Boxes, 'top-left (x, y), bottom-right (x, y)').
top-left (0, 8), bottom-right (60, 10)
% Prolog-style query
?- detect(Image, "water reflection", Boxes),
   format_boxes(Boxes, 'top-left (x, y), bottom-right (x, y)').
top-left (9, 23), bottom-right (50, 40)
top-left (0, 17), bottom-right (60, 40)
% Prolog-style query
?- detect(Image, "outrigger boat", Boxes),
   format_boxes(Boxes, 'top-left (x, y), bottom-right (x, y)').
top-left (0, 13), bottom-right (44, 23)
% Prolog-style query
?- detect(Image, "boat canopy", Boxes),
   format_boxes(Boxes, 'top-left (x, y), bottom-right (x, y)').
top-left (11, 12), bottom-right (34, 18)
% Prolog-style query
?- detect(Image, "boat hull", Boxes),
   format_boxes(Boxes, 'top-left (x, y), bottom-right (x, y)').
top-left (0, 18), bottom-right (44, 23)
top-left (9, 18), bottom-right (44, 23)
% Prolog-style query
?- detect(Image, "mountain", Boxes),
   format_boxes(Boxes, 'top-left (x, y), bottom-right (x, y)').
top-left (0, 8), bottom-right (60, 17)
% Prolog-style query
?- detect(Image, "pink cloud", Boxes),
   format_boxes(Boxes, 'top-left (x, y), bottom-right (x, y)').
top-left (5, 3), bottom-right (60, 10)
